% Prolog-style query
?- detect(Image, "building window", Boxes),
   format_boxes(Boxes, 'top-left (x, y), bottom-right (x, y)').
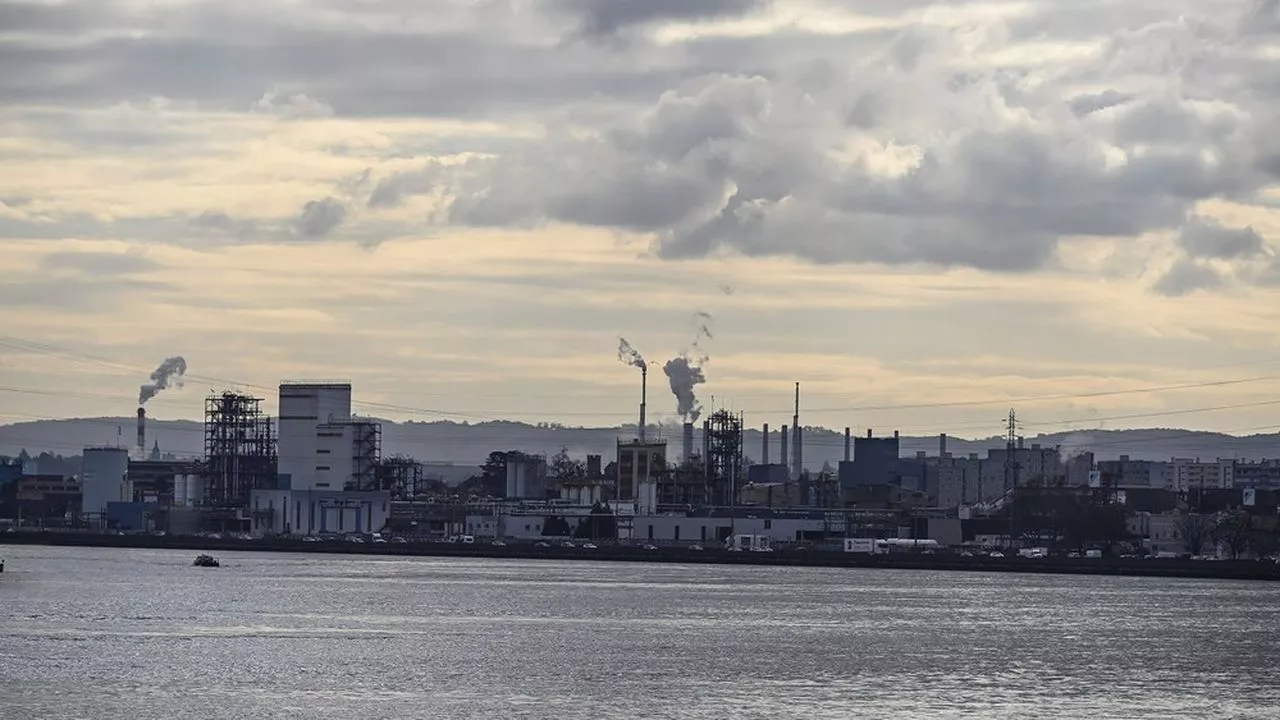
top-left (317, 449), bottom-right (330, 455)
top-left (316, 466), bottom-right (330, 471)
top-left (764, 519), bottom-right (772, 529)
top-left (648, 524), bottom-right (654, 540)
top-left (674, 526), bottom-right (680, 541)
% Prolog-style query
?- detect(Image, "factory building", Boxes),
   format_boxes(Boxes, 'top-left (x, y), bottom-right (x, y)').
top-left (840, 430), bottom-right (901, 489)
top-left (631, 512), bottom-right (829, 544)
top-left (127, 458), bottom-right (198, 505)
top-left (248, 381), bottom-right (390, 536)
top-left (278, 382), bottom-right (354, 490)
top-left (617, 440), bottom-right (665, 514)
top-left (251, 488), bottom-right (390, 536)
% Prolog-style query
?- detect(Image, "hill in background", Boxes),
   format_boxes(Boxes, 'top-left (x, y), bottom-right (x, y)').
top-left (4, 417), bottom-right (1279, 482)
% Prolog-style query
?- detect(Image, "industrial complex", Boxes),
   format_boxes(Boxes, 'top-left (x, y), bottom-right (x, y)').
top-left (1, 371), bottom-right (1279, 560)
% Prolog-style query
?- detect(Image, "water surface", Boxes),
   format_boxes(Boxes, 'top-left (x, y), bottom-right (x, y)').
top-left (1, 545), bottom-right (1277, 718)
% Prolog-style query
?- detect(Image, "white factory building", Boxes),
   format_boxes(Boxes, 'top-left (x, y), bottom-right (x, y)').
top-left (252, 488), bottom-right (390, 536)
top-left (250, 381), bottom-right (390, 536)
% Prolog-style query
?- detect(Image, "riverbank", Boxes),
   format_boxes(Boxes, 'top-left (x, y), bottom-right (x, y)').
top-left (3, 531), bottom-right (1278, 581)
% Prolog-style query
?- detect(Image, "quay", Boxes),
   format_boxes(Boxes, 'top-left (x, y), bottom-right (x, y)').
top-left (3, 531), bottom-right (1278, 582)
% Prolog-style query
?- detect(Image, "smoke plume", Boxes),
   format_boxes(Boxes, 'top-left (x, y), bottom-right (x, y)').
top-left (664, 310), bottom-right (714, 422)
top-left (692, 310), bottom-right (714, 341)
top-left (138, 356), bottom-right (188, 405)
top-left (617, 337), bottom-right (646, 371)
top-left (663, 355), bottom-right (707, 422)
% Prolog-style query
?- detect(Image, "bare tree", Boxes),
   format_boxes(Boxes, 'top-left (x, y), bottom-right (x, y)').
top-left (1213, 511), bottom-right (1253, 560)
top-left (549, 447), bottom-right (585, 484)
top-left (1177, 513), bottom-right (1214, 556)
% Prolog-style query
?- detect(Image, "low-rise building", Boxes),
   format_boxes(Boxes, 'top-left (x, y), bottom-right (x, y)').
top-left (251, 488), bottom-right (391, 536)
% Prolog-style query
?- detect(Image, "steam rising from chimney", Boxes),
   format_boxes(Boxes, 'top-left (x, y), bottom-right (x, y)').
top-left (138, 356), bottom-right (188, 405)
top-left (663, 311), bottom-right (712, 423)
top-left (616, 338), bottom-right (646, 370)
top-left (663, 356), bottom-right (706, 422)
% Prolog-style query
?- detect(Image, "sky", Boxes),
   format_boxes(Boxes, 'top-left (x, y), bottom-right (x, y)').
top-left (2, 0), bottom-right (1280, 440)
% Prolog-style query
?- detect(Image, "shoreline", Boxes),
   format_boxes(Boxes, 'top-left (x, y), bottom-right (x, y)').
top-left (3, 532), bottom-right (1278, 582)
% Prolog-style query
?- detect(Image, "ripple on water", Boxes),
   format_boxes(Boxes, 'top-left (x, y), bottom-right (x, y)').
top-left (1, 546), bottom-right (1279, 719)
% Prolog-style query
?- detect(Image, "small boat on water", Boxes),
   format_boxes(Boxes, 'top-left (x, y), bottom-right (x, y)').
top-left (193, 554), bottom-right (220, 568)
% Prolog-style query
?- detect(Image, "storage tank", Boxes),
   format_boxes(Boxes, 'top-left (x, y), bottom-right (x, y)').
top-left (186, 474), bottom-right (204, 506)
top-left (173, 473), bottom-right (187, 506)
top-left (81, 447), bottom-right (129, 516)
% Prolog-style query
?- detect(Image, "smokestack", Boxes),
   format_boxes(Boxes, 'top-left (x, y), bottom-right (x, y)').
top-left (682, 422), bottom-right (694, 464)
top-left (762, 423), bottom-right (770, 465)
top-left (844, 427), bottom-right (851, 462)
top-left (136, 407), bottom-right (146, 456)
top-left (639, 366), bottom-right (647, 442)
top-left (940, 433), bottom-right (948, 457)
top-left (702, 419), bottom-right (711, 473)
top-left (791, 382), bottom-right (801, 481)
top-left (780, 425), bottom-right (789, 470)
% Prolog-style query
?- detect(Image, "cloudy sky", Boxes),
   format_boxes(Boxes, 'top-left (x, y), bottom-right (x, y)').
top-left (2, 0), bottom-right (1280, 440)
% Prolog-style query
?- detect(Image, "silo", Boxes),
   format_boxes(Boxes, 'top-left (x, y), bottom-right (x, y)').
top-left (81, 447), bottom-right (129, 516)
top-left (186, 474), bottom-right (204, 506)
top-left (173, 473), bottom-right (188, 506)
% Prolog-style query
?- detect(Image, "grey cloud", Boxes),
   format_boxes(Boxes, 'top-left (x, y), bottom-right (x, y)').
top-left (294, 198), bottom-right (347, 238)
top-left (1176, 216), bottom-right (1266, 259)
top-left (441, 43), bottom-right (1267, 273)
top-left (368, 164), bottom-right (449, 209)
top-left (190, 210), bottom-right (256, 239)
top-left (38, 250), bottom-right (161, 275)
top-left (1153, 258), bottom-right (1224, 296)
top-left (552, 0), bottom-right (771, 39)
top-left (1068, 89), bottom-right (1135, 116)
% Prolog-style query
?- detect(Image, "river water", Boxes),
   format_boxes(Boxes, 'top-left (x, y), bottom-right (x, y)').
top-left (1, 545), bottom-right (1278, 719)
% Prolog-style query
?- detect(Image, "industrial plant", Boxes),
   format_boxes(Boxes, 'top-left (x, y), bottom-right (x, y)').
top-left (0, 345), bottom-right (1278, 560)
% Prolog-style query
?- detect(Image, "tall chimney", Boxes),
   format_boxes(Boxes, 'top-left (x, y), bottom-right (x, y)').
top-left (638, 366), bottom-right (647, 443)
top-left (136, 407), bottom-right (146, 456)
top-left (791, 382), bottom-right (801, 480)
top-left (940, 433), bottom-right (948, 457)
top-left (682, 422), bottom-right (694, 464)
top-left (702, 419), bottom-right (711, 473)
top-left (844, 427), bottom-right (851, 462)
top-left (780, 424), bottom-right (789, 470)
top-left (762, 423), bottom-right (770, 465)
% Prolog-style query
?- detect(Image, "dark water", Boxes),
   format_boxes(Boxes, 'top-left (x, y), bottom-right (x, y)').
top-left (1, 546), bottom-right (1278, 719)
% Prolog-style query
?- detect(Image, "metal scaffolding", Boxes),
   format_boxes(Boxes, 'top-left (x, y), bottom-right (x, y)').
top-left (376, 455), bottom-right (422, 499)
top-left (348, 420), bottom-right (382, 491)
top-left (202, 392), bottom-right (277, 507)
top-left (704, 409), bottom-right (744, 506)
